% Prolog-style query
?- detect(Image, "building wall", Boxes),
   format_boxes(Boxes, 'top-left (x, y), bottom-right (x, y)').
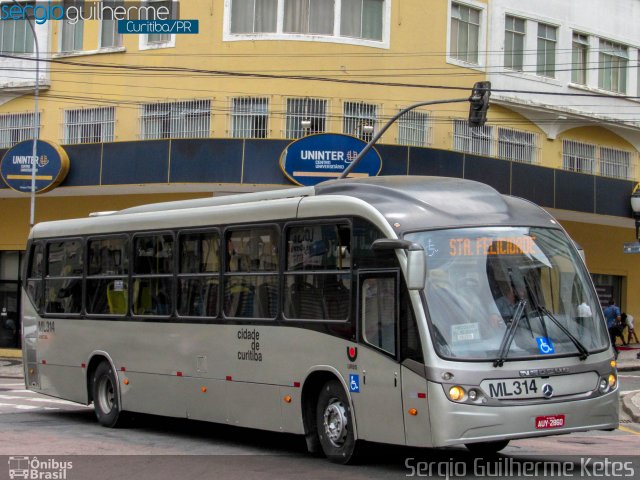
top-left (0, 0), bottom-right (638, 322)
top-left (562, 220), bottom-right (640, 317)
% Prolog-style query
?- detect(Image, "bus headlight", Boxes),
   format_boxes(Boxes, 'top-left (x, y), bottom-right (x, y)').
top-left (608, 374), bottom-right (616, 388)
top-left (448, 386), bottom-right (465, 401)
top-left (598, 378), bottom-right (609, 393)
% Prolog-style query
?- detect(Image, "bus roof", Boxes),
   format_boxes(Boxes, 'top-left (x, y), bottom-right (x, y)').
top-left (33, 176), bottom-right (557, 239)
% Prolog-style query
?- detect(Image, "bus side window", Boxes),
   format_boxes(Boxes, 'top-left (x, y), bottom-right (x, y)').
top-left (362, 277), bottom-right (396, 356)
top-left (26, 243), bottom-right (44, 311)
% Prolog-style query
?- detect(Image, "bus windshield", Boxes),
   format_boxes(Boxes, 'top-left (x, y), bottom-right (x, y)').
top-left (405, 227), bottom-right (609, 361)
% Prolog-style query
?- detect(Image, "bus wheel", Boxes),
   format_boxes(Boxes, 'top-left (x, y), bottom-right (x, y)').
top-left (465, 440), bottom-right (510, 455)
top-left (316, 380), bottom-right (359, 464)
top-left (92, 362), bottom-right (123, 428)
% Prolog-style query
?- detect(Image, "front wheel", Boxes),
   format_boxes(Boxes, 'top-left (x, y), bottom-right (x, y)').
top-left (316, 379), bottom-right (359, 464)
top-left (465, 439), bottom-right (510, 455)
top-left (92, 362), bottom-right (125, 428)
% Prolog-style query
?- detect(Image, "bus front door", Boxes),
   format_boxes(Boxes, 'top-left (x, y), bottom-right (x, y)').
top-left (355, 271), bottom-right (405, 445)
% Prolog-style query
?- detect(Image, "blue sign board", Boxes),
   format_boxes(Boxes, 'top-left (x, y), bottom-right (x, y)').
top-left (349, 374), bottom-right (360, 393)
top-left (536, 337), bottom-right (555, 355)
top-left (0, 140), bottom-right (70, 194)
top-left (280, 133), bottom-right (382, 186)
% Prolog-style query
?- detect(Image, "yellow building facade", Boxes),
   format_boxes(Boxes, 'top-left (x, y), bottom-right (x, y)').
top-left (0, 0), bottom-right (638, 348)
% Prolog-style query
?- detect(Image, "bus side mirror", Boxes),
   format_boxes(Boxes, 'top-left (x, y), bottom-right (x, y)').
top-left (406, 248), bottom-right (426, 291)
top-left (372, 239), bottom-right (426, 290)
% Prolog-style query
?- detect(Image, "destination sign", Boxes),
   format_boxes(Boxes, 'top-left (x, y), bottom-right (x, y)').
top-left (449, 236), bottom-right (538, 257)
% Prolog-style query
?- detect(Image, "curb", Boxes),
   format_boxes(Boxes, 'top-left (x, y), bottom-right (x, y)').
top-left (621, 393), bottom-right (640, 423)
top-left (618, 365), bottom-right (640, 372)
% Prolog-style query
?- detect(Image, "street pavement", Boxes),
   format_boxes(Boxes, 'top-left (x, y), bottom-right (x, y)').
top-left (617, 344), bottom-right (640, 424)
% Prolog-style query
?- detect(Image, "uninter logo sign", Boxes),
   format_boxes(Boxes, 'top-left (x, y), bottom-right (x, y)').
top-left (0, 1), bottom-right (197, 34)
top-left (0, 140), bottom-right (70, 194)
top-left (280, 133), bottom-right (382, 186)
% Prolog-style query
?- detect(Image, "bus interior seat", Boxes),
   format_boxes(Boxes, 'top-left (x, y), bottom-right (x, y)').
top-left (290, 281), bottom-right (325, 319)
top-left (322, 276), bottom-right (350, 320)
top-left (257, 282), bottom-right (278, 318)
top-left (204, 281), bottom-right (218, 316)
top-left (225, 282), bottom-right (255, 317)
top-left (133, 281), bottom-right (152, 315)
top-left (107, 281), bottom-right (128, 315)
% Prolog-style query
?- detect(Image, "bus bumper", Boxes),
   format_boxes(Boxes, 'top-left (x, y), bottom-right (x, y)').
top-left (427, 381), bottom-right (619, 447)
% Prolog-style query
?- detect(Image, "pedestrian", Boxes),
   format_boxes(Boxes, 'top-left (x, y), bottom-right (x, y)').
top-left (603, 299), bottom-right (622, 358)
top-left (622, 312), bottom-right (639, 345)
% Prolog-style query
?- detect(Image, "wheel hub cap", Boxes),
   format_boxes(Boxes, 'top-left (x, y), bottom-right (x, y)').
top-left (323, 399), bottom-right (348, 447)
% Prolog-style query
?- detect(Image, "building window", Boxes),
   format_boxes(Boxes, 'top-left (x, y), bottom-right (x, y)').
top-left (341, 0), bottom-right (383, 41)
top-left (497, 128), bottom-right (538, 164)
top-left (285, 98), bottom-right (327, 139)
top-left (450, 2), bottom-right (480, 64)
top-left (60, 0), bottom-right (84, 53)
top-left (63, 107), bottom-right (115, 144)
top-left (343, 101), bottom-right (377, 142)
top-left (562, 140), bottom-right (596, 174)
top-left (504, 15), bottom-right (525, 71)
top-left (598, 39), bottom-right (628, 94)
top-left (0, 10), bottom-right (35, 53)
top-left (453, 119), bottom-right (492, 156)
top-left (284, 0), bottom-right (334, 34)
top-left (231, 0), bottom-right (278, 33)
top-left (228, 0), bottom-right (386, 44)
top-left (397, 110), bottom-right (431, 147)
top-left (600, 147), bottom-right (634, 180)
top-left (100, 0), bottom-right (123, 48)
top-left (571, 33), bottom-right (589, 85)
top-left (231, 97), bottom-right (269, 139)
top-left (140, 0), bottom-right (177, 49)
top-left (0, 112), bottom-right (39, 149)
top-left (140, 99), bottom-right (211, 140)
top-left (536, 23), bottom-right (556, 78)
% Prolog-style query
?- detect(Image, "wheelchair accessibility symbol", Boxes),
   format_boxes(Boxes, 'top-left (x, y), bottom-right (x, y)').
top-left (349, 374), bottom-right (360, 393)
top-left (536, 337), bottom-right (555, 355)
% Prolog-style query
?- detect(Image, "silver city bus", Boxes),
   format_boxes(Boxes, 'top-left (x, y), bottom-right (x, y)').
top-left (21, 176), bottom-right (618, 463)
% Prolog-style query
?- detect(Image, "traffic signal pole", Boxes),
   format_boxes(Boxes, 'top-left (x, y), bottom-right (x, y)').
top-left (339, 82), bottom-right (491, 180)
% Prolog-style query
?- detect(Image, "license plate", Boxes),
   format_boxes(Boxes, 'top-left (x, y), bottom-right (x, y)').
top-left (535, 414), bottom-right (565, 429)
top-left (482, 378), bottom-right (539, 399)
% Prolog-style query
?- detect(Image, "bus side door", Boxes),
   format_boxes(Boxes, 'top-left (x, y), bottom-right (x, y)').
top-left (355, 271), bottom-right (405, 445)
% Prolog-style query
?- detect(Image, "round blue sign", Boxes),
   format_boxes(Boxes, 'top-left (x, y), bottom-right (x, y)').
top-left (1, 140), bottom-right (70, 194)
top-left (280, 133), bottom-right (382, 186)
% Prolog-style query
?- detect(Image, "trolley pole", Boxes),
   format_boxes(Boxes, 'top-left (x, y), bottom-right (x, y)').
top-left (339, 82), bottom-right (491, 179)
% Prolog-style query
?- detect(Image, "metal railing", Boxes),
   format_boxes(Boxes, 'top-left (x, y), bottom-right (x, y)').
top-left (62, 106), bottom-right (115, 144)
top-left (397, 109), bottom-right (432, 147)
top-left (284, 97), bottom-right (328, 139)
top-left (453, 121), bottom-right (541, 164)
top-left (140, 99), bottom-right (212, 140)
top-left (0, 111), bottom-right (40, 148)
top-left (230, 97), bottom-right (269, 139)
top-left (343, 101), bottom-right (380, 142)
top-left (562, 139), bottom-right (637, 180)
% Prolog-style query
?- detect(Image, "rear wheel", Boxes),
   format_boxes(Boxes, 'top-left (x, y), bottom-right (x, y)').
top-left (316, 380), bottom-right (359, 464)
top-left (465, 439), bottom-right (510, 455)
top-left (92, 362), bottom-right (124, 428)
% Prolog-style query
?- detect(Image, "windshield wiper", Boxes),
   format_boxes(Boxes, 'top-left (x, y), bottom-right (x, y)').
top-left (493, 299), bottom-right (527, 367)
top-left (523, 276), bottom-right (589, 361)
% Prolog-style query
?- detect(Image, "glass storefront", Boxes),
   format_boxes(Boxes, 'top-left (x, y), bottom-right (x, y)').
top-left (0, 252), bottom-right (21, 349)
top-left (591, 273), bottom-right (622, 308)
